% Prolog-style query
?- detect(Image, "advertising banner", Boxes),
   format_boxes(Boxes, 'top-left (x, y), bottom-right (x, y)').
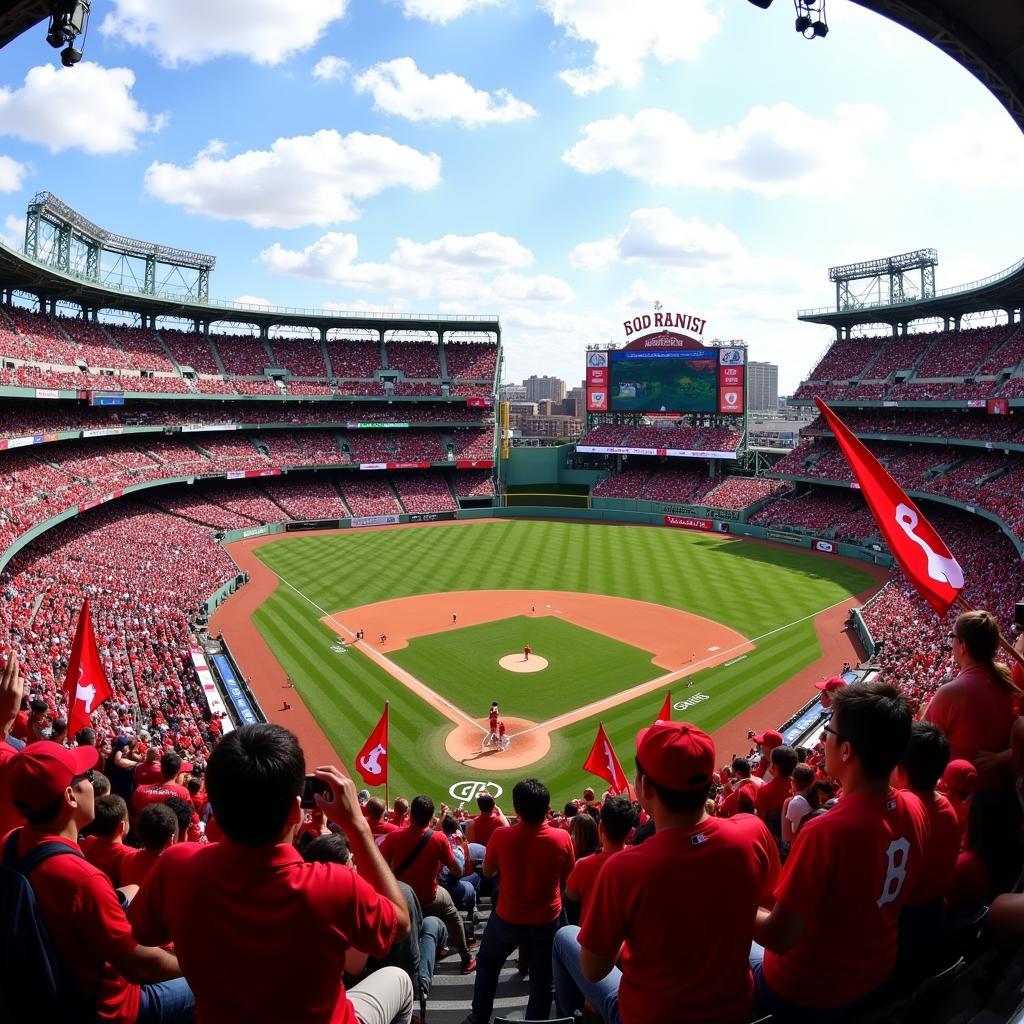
top-left (183, 424), bottom-right (237, 432)
top-left (82, 427), bottom-right (125, 438)
top-left (4, 436), bottom-right (34, 449)
top-left (718, 387), bottom-right (743, 415)
top-left (347, 422), bottom-right (410, 429)
top-left (408, 511), bottom-right (456, 523)
top-left (987, 398), bottom-right (1010, 415)
top-left (35, 389), bottom-right (61, 399)
top-left (360, 463), bottom-right (388, 470)
top-left (586, 386), bottom-right (608, 412)
top-left (663, 514), bottom-right (714, 531)
top-left (455, 459), bottom-right (494, 469)
top-left (286, 520), bottom-right (342, 532)
top-left (351, 515), bottom-right (401, 528)
top-left (577, 444), bottom-right (738, 461)
top-left (211, 653), bottom-right (259, 726)
top-left (466, 397), bottom-right (494, 408)
top-left (814, 540), bottom-right (835, 553)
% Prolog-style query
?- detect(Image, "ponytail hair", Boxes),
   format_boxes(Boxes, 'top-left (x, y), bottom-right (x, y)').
top-left (955, 610), bottom-right (1016, 693)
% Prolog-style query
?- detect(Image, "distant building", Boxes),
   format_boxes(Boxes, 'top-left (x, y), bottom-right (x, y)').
top-left (523, 375), bottom-right (566, 403)
top-left (500, 384), bottom-right (527, 402)
top-left (747, 361), bottom-right (779, 411)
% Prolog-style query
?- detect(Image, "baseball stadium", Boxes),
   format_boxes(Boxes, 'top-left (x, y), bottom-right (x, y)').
top-left (1, 2), bottom-right (1024, 1024)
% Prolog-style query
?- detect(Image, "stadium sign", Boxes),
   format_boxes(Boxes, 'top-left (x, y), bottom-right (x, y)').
top-left (673, 692), bottom-right (710, 711)
top-left (664, 514), bottom-right (714, 532)
top-left (351, 514), bottom-right (401, 528)
top-left (623, 312), bottom-right (707, 339)
top-left (449, 780), bottom-right (503, 803)
top-left (408, 512), bottom-right (456, 523)
top-left (578, 444), bottom-right (738, 461)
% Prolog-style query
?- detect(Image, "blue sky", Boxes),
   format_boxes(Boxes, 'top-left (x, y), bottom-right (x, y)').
top-left (1, 0), bottom-right (1023, 393)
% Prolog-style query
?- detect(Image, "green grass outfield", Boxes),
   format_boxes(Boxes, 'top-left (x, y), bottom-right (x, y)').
top-left (389, 616), bottom-right (659, 721)
top-left (250, 520), bottom-right (873, 805)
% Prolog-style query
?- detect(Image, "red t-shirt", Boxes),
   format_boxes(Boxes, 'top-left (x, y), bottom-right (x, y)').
top-left (121, 847), bottom-right (164, 888)
top-left (131, 782), bottom-right (191, 815)
top-left (947, 849), bottom-right (993, 915)
top-left (129, 839), bottom-right (399, 1024)
top-left (755, 775), bottom-right (792, 820)
top-left (579, 815), bottom-right (779, 1024)
top-left (924, 665), bottom-right (1015, 788)
top-left (81, 835), bottom-right (134, 888)
top-left (566, 849), bottom-right (619, 907)
top-left (764, 789), bottom-right (929, 1009)
top-left (470, 809), bottom-right (505, 846)
top-left (10, 710), bottom-right (29, 740)
top-left (485, 820), bottom-right (574, 925)
top-left (719, 780), bottom-right (757, 817)
top-left (369, 819), bottom-right (398, 841)
top-left (379, 826), bottom-right (455, 905)
top-left (13, 828), bottom-right (140, 1023)
top-left (0, 742), bottom-right (24, 837)
top-left (134, 762), bottom-right (164, 787)
top-left (910, 792), bottom-right (960, 905)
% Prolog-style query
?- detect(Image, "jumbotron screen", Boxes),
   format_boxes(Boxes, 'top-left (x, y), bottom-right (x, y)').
top-left (607, 348), bottom-right (745, 415)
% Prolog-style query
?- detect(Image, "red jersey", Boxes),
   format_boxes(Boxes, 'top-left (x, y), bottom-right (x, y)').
top-left (129, 839), bottom-right (399, 1024)
top-left (134, 762), bottom-right (164, 787)
top-left (485, 820), bottom-right (574, 925)
top-left (131, 782), bottom-right (191, 815)
top-left (81, 835), bottom-right (134, 887)
top-left (719, 780), bottom-right (757, 817)
top-left (910, 793), bottom-right (960, 905)
top-left (579, 815), bottom-right (779, 1024)
top-left (755, 775), bottom-right (792, 820)
top-left (121, 847), bottom-right (163, 888)
top-left (379, 826), bottom-right (455, 905)
top-left (764, 789), bottom-right (929, 1009)
top-left (470, 809), bottom-right (505, 846)
top-left (14, 829), bottom-right (140, 1023)
top-left (369, 819), bottom-right (398, 846)
top-left (924, 665), bottom-right (1015, 788)
top-left (566, 849), bottom-right (619, 907)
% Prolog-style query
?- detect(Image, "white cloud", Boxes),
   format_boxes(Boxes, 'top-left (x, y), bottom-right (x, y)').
top-left (570, 208), bottom-right (744, 270)
top-left (313, 56), bottom-right (350, 82)
top-left (0, 156), bottom-right (27, 192)
top-left (353, 58), bottom-right (535, 127)
top-left (908, 111), bottom-right (1024, 190)
top-left (563, 103), bottom-right (888, 198)
top-left (400, 0), bottom-right (499, 25)
top-left (144, 130), bottom-right (441, 228)
top-left (492, 273), bottom-right (574, 302)
top-left (0, 63), bottom-right (160, 154)
top-left (1, 213), bottom-right (25, 248)
top-left (234, 294), bottom-right (273, 306)
top-left (392, 232), bottom-right (533, 269)
top-left (100, 0), bottom-right (349, 66)
top-left (542, 0), bottom-right (721, 95)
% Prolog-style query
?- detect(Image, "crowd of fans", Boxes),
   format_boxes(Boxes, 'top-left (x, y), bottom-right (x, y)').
top-left (579, 423), bottom-right (743, 453)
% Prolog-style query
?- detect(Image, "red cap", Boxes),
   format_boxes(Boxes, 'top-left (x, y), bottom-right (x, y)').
top-left (752, 730), bottom-right (783, 748)
top-left (815, 675), bottom-right (846, 693)
top-left (941, 759), bottom-right (978, 795)
top-left (9, 741), bottom-right (100, 815)
top-left (635, 721), bottom-right (715, 791)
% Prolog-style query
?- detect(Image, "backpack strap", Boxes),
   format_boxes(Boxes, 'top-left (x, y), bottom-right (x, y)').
top-left (394, 828), bottom-right (433, 877)
top-left (4, 829), bottom-right (85, 876)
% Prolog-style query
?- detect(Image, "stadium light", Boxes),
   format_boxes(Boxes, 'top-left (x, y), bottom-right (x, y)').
top-left (45, 1), bottom-right (90, 65)
top-left (746, 0), bottom-right (774, 8)
top-left (793, 0), bottom-right (827, 39)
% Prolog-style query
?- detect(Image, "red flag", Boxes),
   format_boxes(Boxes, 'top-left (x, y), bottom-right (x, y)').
top-left (583, 723), bottom-right (628, 795)
top-left (355, 705), bottom-right (389, 786)
top-left (656, 692), bottom-right (672, 723)
top-left (62, 598), bottom-right (113, 737)
top-left (816, 398), bottom-right (963, 615)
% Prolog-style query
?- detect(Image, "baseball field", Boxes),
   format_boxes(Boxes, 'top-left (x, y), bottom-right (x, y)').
top-left (220, 519), bottom-right (879, 807)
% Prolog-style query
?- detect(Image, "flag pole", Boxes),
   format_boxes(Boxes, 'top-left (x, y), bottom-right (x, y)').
top-left (384, 701), bottom-right (390, 813)
top-left (954, 594), bottom-right (1024, 680)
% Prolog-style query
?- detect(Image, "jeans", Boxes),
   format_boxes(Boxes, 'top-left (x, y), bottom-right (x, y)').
top-left (417, 916), bottom-right (448, 998)
top-left (470, 910), bottom-right (559, 1023)
top-left (136, 978), bottom-right (195, 1024)
top-left (444, 877), bottom-right (478, 919)
top-left (423, 886), bottom-right (470, 955)
top-left (552, 925), bottom-right (622, 1024)
top-left (750, 942), bottom-right (855, 1024)
top-left (348, 965), bottom-right (414, 1024)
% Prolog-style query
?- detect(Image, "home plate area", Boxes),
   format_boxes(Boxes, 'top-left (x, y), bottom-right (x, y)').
top-left (498, 653), bottom-right (548, 673)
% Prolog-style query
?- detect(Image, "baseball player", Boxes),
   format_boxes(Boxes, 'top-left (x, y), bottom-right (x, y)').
top-left (524, 643), bottom-right (531, 662)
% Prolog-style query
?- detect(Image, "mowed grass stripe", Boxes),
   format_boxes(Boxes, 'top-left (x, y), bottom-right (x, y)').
top-left (249, 521), bottom-right (872, 803)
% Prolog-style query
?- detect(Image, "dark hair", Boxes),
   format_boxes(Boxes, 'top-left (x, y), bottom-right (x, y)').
top-left (30, 698), bottom-right (48, 714)
top-left (569, 812), bottom-right (599, 858)
top-left (160, 752), bottom-right (183, 780)
top-left (206, 724), bottom-right (304, 845)
top-left (599, 795), bottom-right (636, 842)
top-left (186, 777), bottom-right (202, 796)
top-left (901, 721), bottom-right (951, 793)
top-left (513, 778), bottom-right (550, 824)
top-left (477, 793), bottom-right (495, 813)
top-left (440, 814), bottom-right (459, 837)
top-left (831, 682), bottom-right (912, 780)
top-left (955, 610), bottom-right (1016, 692)
top-left (91, 794), bottom-right (129, 837)
top-left (75, 728), bottom-right (96, 746)
top-left (163, 797), bottom-right (194, 839)
top-left (137, 803), bottom-right (178, 851)
top-left (792, 764), bottom-right (815, 790)
top-left (410, 795), bottom-right (434, 828)
top-left (807, 780), bottom-right (837, 811)
top-left (365, 797), bottom-right (386, 821)
top-left (637, 761), bottom-right (712, 813)
top-left (91, 770), bottom-right (111, 798)
top-left (302, 833), bottom-right (352, 865)
top-left (770, 745), bottom-right (799, 779)
top-left (731, 756), bottom-right (751, 778)
top-left (563, 801), bottom-right (579, 818)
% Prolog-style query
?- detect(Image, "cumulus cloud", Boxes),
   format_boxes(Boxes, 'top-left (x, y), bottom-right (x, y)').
top-left (144, 129), bottom-right (441, 228)
top-left (570, 208), bottom-right (743, 270)
top-left (908, 111), bottom-right (1024, 189)
top-left (400, 0), bottom-right (499, 24)
top-left (313, 56), bottom-right (350, 82)
top-left (0, 63), bottom-right (160, 154)
top-left (234, 294), bottom-right (274, 306)
top-left (100, 0), bottom-right (348, 66)
top-left (392, 232), bottom-right (533, 269)
top-left (353, 58), bottom-right (535, 127)
top-left (563, 103), bottom-right (888, 198)
top-left (542, 0), bottom-right (721, 95)
top-left (0, 156), bottom-right (27, 192)
top-left (1, 213), bottom-right (25, 249)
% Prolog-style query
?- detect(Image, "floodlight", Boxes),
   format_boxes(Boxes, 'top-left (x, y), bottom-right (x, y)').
top-left (61, 44), bottom-right (83, 66)
top-left (795, 14), bottom-right (813, 32)
top-left (812, 19), bottom-right (829, 36)
top-left (746, 0), bottom-right (774, 7)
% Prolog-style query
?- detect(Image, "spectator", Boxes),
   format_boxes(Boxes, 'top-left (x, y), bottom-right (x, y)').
top-left (134, 748), bottom-right (164, 788)
top-left (131, 753), bottom-right (192, 816)
top-left (366, 797), bottom-right (398, 844)
top-left (380, 795), bottom-right (476, 974)
top-left (438, 813), bottom-right (478, 926)
top-left (24, 697), bottom-right (51, 744)
top-left (75, 727), bottom-right (97, 747)
top-left (105, 737), bottom-right (140, 801)
top-left (128, 723), bottom-right (413, 1024)
top-left (80, 793), bottom-right (134, 887)
top-left (569, 811), bottom-right (600, 860)
top-left (92, 770), bottom-right (111, 799)
top-left (463, 792), bottom-right (507, 846)
top-left (5, 740), bottom-right (194, 1022)
top-left (753, 682), bottom-right (928, 1020)
top-left (752, 730), bottom-right (783, 779)
top-left (0, 651), bottom-right (25, 836)
top-left (939, 758), bottom-right (978, 836)
top-left (466, 778), bottom-right (574, 1024)
top-left (718, 756), bottom-right (760, 818)
top-left (391, 797), bottom-right (410, 829)
top-left (564, 795), bottom-right (634, 913)
top-left (780, 764), bottom-right (816, 850)
top-left (553, 722), bottom-right (779, 1024)
top-left (924, 610), bottom-right (1016, 789)
top-left (815, 675), bottom-right (846, 710)
top-left (163, 796), bottom-right (203, 844)
top-left (122, 803), bottom-right (178, 888)
top-left (50, 718), bottom-right (68, 746)
top-left (755, 745), bottom-right (798, 843)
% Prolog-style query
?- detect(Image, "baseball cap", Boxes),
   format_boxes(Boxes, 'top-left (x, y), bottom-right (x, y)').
top-left (752, 729), bottom-right (783, 748)
top-left (941, 759), bottom-right (979, 795)
top-left (635, 721), bottom-right (715, 791)
top-left (9, 741), bottom-right (100, 815)
top-left (815, 675), bottom-right (846, 694)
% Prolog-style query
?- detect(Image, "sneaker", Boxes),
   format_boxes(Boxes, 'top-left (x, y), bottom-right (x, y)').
top-left (461, 956), bottom-right (477, 974)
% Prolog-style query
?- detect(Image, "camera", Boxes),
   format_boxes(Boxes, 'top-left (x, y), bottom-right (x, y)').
top-left (300, 775), bottom-right (331, 809)
top-left (1015, 602), bottom-right (1024, 629)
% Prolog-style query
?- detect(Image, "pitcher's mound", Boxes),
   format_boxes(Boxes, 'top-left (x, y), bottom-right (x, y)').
top-left (499, 653), bottom-right (548, 673)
